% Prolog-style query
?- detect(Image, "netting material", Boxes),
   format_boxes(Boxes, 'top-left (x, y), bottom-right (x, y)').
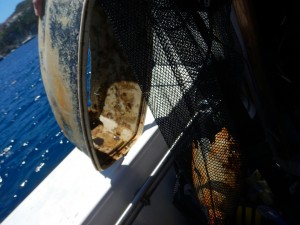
top-left (99, 0), bottom-right (245, 224)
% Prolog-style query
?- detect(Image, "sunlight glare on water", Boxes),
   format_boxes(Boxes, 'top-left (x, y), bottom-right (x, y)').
top-left (0, 37), bottom-right (75, 222)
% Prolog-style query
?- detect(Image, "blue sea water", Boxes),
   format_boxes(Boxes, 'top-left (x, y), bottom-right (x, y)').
top-left (0, 37), bottom-right (75, 222)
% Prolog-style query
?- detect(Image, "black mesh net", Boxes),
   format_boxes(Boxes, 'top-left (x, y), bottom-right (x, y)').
top-left (98, 0), bottom-right (246, 224)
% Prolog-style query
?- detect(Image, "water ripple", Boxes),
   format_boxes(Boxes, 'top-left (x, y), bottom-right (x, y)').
top-left (0, 37), bottom-right (75, 222)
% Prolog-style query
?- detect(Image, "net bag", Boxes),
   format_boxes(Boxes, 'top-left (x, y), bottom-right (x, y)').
top-left (98, 0), bottom-right (246, 224)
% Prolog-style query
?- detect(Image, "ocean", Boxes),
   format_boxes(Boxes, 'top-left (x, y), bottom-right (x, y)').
top-left (0, 37), bottom-right (75, 222)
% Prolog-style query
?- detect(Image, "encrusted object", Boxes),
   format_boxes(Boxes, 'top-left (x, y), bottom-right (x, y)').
top-left (38, 0), bottom-right (146, 170)
top-left (192, 127), bottom-right (242, 225)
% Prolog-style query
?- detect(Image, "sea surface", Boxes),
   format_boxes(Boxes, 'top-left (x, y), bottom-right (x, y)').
top-left (0, 37), bottom-right (75, 222)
